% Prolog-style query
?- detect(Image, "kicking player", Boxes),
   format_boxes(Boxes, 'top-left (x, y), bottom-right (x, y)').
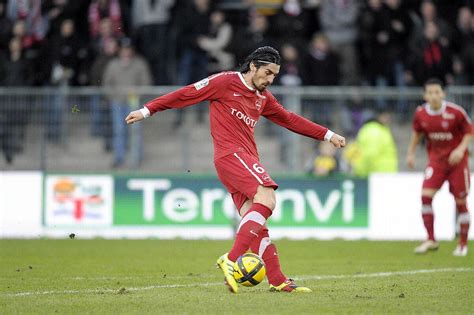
top-left (125, 46), bottom-right (346, 292)
top-left (407, 78), bottom-right (472, 256)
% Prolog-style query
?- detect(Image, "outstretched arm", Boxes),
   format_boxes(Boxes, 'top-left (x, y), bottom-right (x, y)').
top-left (406, 131), bottom-right (423, 169)
top-left (125, 73), bottom-right (228, 124)
top-left (262, 95), bottom-right (345, 148)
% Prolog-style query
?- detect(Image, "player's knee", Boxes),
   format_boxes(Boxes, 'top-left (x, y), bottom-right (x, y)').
top-left (253, 186), bottom-right (276, 210)
top-left (455, 197), bottom-right (469, 213)
top-left (421, 189), bottom-right (436, 198)
top-left (455, 197), bottom-right (467, 206)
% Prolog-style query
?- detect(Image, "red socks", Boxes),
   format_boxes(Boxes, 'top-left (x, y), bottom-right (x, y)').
top-left (457, 203), bottom-right (470, 247)
top-left (249, 227), bottom-right (286, 286)
top-left (228, 203), bottom-right (272, 261)
top-left (228, 203), bottom-right (286, 286)
top-left (421, 196), bottom-right (435, 241)
top-left (421, 196), bottom-right (471, 248)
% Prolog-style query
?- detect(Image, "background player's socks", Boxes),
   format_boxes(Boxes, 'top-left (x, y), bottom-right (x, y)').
top-left (250, 228), bottom-right (286, 286)
top-left (457, 205), bottom-right (470, 248)
top-left (422, 196), bottom-right (435, 241)
top-left (228, 203), bottom-right (272, 262)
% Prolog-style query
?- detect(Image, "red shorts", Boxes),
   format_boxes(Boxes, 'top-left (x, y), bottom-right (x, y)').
top-left (422, 158), bottom-right (470, 198)
top-left (214, 152), bottom-right (278, 210)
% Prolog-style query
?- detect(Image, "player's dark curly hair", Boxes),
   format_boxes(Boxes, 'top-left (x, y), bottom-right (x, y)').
top-left (240, 46), bottom-right (281, 73)
top-left (423, 77), bottom-right (445, 90)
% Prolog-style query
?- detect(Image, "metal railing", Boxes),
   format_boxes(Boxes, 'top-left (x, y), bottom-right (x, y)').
top-left (0, 86), bottom-right (472, 173)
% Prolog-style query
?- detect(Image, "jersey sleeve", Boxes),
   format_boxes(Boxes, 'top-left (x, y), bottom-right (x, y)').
top-left (144, 73), bottom-right (227, 115)
top-left (262, 93), bottom-right (328, 141)
top-left (456, 105), bottom-right (472, 135)
top-left (412, 107), bottom-right (423, 133)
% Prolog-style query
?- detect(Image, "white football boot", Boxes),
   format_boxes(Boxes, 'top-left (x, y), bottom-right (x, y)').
top-left (452, 245), bottom-right (468, 257)
top-left (414, 240), bottom-right (439, 254)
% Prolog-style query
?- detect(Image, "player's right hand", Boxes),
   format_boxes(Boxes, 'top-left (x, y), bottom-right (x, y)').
top-left (125, 110), bottom-right (144, 125)
top-left (406, 153), bottom-right (415, 169)
top-left (448, 148), bottom-right (464, 165)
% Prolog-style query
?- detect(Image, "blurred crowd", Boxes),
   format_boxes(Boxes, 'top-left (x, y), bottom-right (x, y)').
top-left (0, 0), bottom-right (473, 89)
top-left (0, 0), bottom-right (473, 169)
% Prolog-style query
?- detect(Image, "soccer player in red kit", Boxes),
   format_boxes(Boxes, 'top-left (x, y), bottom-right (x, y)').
top-left (125, 46), bottom-right (346, 293)
top-left (407, 78), bottom-right (472, 257)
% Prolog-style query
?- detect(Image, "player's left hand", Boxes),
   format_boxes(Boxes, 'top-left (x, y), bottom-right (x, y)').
top-left (330, 134), bottom-right (346, 148)
top-left (448, 148), bottom-right (464, 165)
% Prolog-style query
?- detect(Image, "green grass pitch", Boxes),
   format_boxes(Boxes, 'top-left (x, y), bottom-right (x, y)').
top-left (1, 239), bottom-right (473, 314)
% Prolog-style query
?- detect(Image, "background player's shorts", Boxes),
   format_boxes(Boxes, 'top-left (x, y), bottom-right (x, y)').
top-left (422, 158), bottom-right (470, 198)
top-left (214, 152), bottom-right (278, 210)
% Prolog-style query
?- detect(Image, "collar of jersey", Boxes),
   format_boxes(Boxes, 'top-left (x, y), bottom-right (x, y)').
top-left (237, 72), bottom-right (255, 91)
top-left (425, 100), bottom-right (446, 116)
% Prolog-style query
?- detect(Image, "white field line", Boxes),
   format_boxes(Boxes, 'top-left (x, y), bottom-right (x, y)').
top-left (3, 267), bottom-right (472, 297)
top-left (293, 267), bottom-right (473, 281)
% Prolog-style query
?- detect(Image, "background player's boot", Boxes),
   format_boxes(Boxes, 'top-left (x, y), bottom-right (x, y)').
top-left (216, 253), bottom-right (239, 293)
top-left (452, 245), bottom-right (468, 256)
top-left (269, 279), bottom-right (312, 293)
top-left (414, 240), bottom-right (439, 254)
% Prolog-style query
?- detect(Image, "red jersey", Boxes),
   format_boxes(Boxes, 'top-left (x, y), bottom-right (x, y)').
top-left (413, 101), bottom-right (472, 163)
top-left (144, 72), bottom-right (328, 160)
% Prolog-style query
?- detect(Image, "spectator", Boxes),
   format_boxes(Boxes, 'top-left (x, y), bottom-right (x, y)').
top-left (102, 39), bottom-right (152, 167)
top-left (275, 42), bottom-right (302, 86)
top-left (452, 6), bottom-right (473, 85)
top-left (45, 19), bottom-right (87, 86)
top-left (302, 32), bottom-right (340, 86)
top-left (0, 37), bottom-right (32, 86)
top-left (301, 33), bottom-right (340, 129)
top-left (11, 20), bottom-right (33, 50)
top-left (41, 19), bottom-right (87, 143)
top-left (359, 0), bottom-right (393, 86)
top-left (385, 0), bottom-right (412, 120)
top-left (0, 0), bottom-right (13, 51)
top-left (306, 141), bottom-right (340, 176)
top-left (90, 17), bottom-right (121, 57)
top-left (319, 0), bottom-right (360, 85)
top-left (10, 19), bottom-right (44, 85)
top-left (89, 37), bottom-right (119, 151)
top-left (88, 0), bottom-right (124, 39)
top-left (272, 42), bottom-right (303, 164)
top-left (269, 0), bottom-right (313, 50)
top-left (458, 10), bottom-right (474, 85)
top-left (410, 0), bottom-right (453, 49)
top-left (90, 38), bottom-right (119, 85)
top-left (406, 21), bottom-right (453, 85)
top-left (350, 109), bottom-right (398, 177)
top-left (42, 0), bottom-right (88, 39)
top-left (8, 0), bottom-right (47, 43)
top-left (132, 0), bottom-right (176, 85)
top-left (452, 6), bottom-right (472, 52)
top-left (0, 37), bottom-right (31, 164)
top-left (198, 10), bottom-right (235, 72)
top-left (385, 0), bottom-right (411, 84)
top-left (174, 0), bottom-right (212, 127)
top-left (231, 12), bottom-right (276, 66)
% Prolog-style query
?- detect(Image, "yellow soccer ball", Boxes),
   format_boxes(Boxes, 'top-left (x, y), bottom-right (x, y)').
top-left (233, 253), bottom-right (266, 287)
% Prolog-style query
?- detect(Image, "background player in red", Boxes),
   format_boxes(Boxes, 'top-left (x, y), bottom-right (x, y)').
top-left (125, 46), bottom-right (346, 293)
top-left (406, 78), bottom-right (472, 256)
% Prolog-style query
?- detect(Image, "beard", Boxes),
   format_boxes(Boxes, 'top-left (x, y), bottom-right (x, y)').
top-left (253, 78), bottom-right (268, 92)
